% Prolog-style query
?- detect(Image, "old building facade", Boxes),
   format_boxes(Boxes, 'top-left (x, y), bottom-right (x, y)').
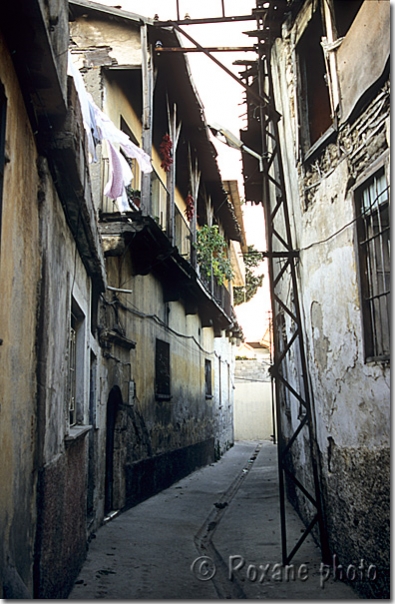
top-left (240, 0), bottom-right (389, 597)
top-left (0, 0), bottom-right (244, 598)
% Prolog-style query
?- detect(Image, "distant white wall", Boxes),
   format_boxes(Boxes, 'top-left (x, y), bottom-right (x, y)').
top-left (234, 359), bottom-right (273, 441)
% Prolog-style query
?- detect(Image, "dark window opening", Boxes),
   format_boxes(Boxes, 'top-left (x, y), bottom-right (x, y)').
top-left (333, 0), bottom-right (363, 39)
top-left (205, 359), bottom-right (212, 399)
top-left (297, 9), bottom-right (332, 149)
top-left (90, 284), bottom-right (100, 336)
top-left (155, 339), bottom-right (171, 400)
top-left (355, 169), bottom-right (390, 362)
top-left (69, 298), bottom-right (85, 426)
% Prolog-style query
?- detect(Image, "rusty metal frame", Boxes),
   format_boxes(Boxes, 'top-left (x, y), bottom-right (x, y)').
top-left (154, 0), bottom-right (329, 566)
top-left (246, 1), bottom-right (330, 566)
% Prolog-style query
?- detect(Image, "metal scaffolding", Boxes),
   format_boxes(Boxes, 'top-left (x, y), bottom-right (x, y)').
top-left (155, 0), bottom-right (329, 565)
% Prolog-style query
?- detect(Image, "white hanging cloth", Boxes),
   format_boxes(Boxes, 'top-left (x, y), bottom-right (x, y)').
top-left (92, 103), bottom-right (153, 174)
top-left (67, 52), bottom-right (153, 207)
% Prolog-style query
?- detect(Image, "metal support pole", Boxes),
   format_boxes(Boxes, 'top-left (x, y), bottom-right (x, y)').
top-left (251, 0), bottom-right (330, 565)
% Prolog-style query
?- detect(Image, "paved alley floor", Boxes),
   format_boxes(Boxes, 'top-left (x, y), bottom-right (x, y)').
top-left (69, 441), bottom-right (359, 600)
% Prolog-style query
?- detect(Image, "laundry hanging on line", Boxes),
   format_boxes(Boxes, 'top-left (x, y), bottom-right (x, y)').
top-left (67, 52), bottom-right (152, 211)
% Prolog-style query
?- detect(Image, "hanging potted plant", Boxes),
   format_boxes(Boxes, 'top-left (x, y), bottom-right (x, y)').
top-left (194, 224), bottom-right (234, 286)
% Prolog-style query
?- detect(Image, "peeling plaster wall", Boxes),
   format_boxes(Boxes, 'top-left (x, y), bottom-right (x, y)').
top-left (270, 1), bottom-right (390, 596)
top-left (70, 17), bottom-right (142, 68)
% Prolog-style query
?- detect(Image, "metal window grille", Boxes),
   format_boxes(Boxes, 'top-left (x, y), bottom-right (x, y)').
top-left (357, 171), bottom-right (390, 361)
top-left (205, 359), bottom-right (212, 399)
top-left (218, 357), bottom-right (222, 408)
top-left (155, 339), bottom-right (171, 400)
top-left (69, 325), bottom-right (77, 426)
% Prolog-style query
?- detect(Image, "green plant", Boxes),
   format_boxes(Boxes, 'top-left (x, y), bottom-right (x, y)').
top-left (234, 245), bottom-right (264, 305)
top-left (194, 224), bottom-right (233, 286)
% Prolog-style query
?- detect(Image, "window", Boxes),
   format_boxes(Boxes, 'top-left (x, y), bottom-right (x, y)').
top-left (0, 82), bottom-right (7, 248)
top-left (151, 170), bottom-right (168, 230)
top-left (68, 298), bottom-right (86, 425)
top-left (297, 9), bottom-right (332, 150)
top-left (355, 169), bottom-right (390, 361)
top-left (332, 0), bottom-right (363, 39)
top-left (205, 359), bottom-right (212, 399)
top-left (120, 116), bottom-right (141, 205)
top-left (68, 320), bottom-right (77, 426)
top-left (218, 357), bottom-right (222, 408)
top-left (155, 339), bottom-right (171, 400)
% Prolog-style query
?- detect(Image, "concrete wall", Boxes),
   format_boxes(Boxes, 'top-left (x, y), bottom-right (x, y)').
top-left (34, 155), bottom-right (95, 597)
top-left (270, 0), bottom-right (390, 596)
top-left (0, 32), bottom-right (41, 599)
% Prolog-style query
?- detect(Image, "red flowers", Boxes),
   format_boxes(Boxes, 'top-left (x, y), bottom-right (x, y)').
top-left (159, 133), bottom-right (173, 172)
top-left (185, 194), bottom-right (195, 221)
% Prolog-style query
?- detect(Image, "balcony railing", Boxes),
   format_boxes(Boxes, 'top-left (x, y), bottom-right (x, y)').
top-left (199, 268), bottom-right (232, 319)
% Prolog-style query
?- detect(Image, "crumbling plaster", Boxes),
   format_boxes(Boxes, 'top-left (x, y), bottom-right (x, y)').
top-left (270, 6), bottom-right (390, 592)
top-left (270, 15), bottom-right (390, 453)
top-left (70, 18), bottom-right (142, 67)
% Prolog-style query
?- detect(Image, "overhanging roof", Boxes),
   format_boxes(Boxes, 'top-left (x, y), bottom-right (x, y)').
top-left (68, 0), bottom-right (243, 242)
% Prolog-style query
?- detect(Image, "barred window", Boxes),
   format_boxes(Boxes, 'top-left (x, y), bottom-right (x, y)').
top-left (205, 359), bottom-right (212, 399)
top-left (69, 315), bottom-right (78, 426)
top-left (68, 300), bottom-right (85, 426)
top-left (356, 169), bottom-right (390, 362)
top-left (155, 339), bottom-right (171, 400)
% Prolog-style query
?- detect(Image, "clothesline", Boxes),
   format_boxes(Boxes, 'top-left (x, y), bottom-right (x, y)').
top-left (67, 53), bottom-right (153, 211)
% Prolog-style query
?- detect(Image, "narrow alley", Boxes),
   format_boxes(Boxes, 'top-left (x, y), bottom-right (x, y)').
top-left (0, 0), bottom-right (389, 599)
top-left (69, 441), bottom-right (358, 600)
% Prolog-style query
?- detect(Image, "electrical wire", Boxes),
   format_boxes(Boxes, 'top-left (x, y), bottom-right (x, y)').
top-left (104, 295), bottom-right (233, 359)
top-left (235, 183), bottom-right (390, 256)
